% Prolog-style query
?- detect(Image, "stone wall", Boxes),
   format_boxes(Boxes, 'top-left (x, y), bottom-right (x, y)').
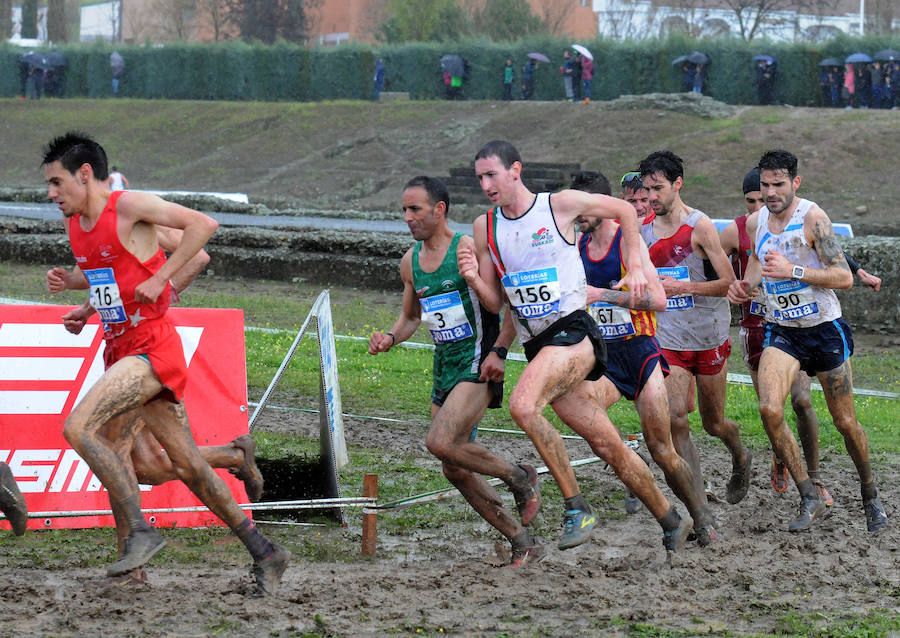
top-left (1, 218), bottom-right (896, 333)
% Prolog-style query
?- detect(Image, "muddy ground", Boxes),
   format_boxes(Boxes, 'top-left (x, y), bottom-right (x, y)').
top-left (1, 403), bottom-right (897, 636)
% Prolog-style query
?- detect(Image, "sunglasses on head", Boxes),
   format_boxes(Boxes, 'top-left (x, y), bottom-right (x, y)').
top-left (620, 171), bottom-right (644, 189)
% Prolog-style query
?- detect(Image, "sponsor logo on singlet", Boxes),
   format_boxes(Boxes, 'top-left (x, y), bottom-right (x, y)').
top-left (531, 227), bottom-right (554, 247)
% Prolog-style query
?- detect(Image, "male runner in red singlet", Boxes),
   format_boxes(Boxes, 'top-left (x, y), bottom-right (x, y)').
top-left (638, 150), bottom-right (752, 509)
top-left (42, 131), bottom-right (288, 596)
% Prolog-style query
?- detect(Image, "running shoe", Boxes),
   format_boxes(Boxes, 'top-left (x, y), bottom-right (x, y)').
top-left (557, 509), bottom-right (596, 550)
top-left (0, 463), bottom-right (27, 536)
top-left (812, 479), bottom-right (834, 507)
top-left (508, 541), bottom-right (545, 568)
top-left (107, 527), bottom-right (167, 576)
top-left (511, 464), bottom-right (541, 526)
top-left (694, 524), bottom-right (720, 547)
top-left (770, 455), bottom-right (790, 492)
top-left (787, 496), bottom-right (826, 532)
top-left (726, 451), bottom-right (753, 504)
top-left (624, 488), bottom-right (641, 515)
top-left (662, 514), bottom-right (693, 554)
top-left (250, 543), bottom-right (291, 597)
top-left (230, 435), bottom-right (265, 502)
top-left (108, 568), bottom-right (149, 588)
top-left (864, 497), bottom-right (889, 533)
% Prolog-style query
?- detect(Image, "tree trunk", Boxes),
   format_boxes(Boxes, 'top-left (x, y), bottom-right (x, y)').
top-left (21, 0), bottom-right (37, 39)
top-left (47, 0), bottom-right (66, 42)
top-left (0, 0), bottom-right (11, 39)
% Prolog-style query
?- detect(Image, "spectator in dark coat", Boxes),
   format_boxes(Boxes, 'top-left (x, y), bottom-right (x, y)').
top-left (571, 52), bottom-right (582, 101)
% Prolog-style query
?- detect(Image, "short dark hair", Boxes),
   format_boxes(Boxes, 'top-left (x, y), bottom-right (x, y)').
top-left (742, 168), bottom-right (760, 194)
top-left (757, 149), bottom-right (798, 179)
top-left (475, 140), bottom-right (522, 170)
top-left (570, 170), bottom-right (611, 196)
top-left (42, 131), bottom-right (109, 181)
top-left (403, 175), bottom-right (451, 215)
top-left (639, 150), bottom-right (683, 184)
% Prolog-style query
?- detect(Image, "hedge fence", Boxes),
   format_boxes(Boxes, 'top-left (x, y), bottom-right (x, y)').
top-left (2, 33), bottom-right (898, 105)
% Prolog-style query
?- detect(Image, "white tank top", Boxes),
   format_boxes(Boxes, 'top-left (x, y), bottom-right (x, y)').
top-left (755, 198), bottom-right (842, 327)
top-left (486, 192), bottom-right (587, 343)
top-left (109, 172), bottom-right (126, 191)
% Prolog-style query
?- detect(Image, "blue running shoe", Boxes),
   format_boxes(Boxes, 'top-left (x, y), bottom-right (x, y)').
top-left (864, 497), bottom-right (888, 533)
top-left (558, 509), bottom-right (596, 550)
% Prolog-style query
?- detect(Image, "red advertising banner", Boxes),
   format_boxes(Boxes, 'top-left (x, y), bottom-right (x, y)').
top-left (0, 305), bottom-right (249, 532)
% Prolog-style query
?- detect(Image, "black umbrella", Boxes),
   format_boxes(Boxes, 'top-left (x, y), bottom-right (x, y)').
top-left (845, 52), bottom-right (873, 64)
top-left (687, 51), bottom-right (709, 65)
top-left (21, 51), bottom-right (49, 71)
top-left (753, 55), bottom-right (776, 64)
top-left (46, 51), bottom-right (67, 68)
top-left (874, 49), bottom-right (900, 62)
top-left (818, 58), bottom-right (843, 67)
top-left (671, 55), bottom-right (689, 66)
top-left (440, 54), bottom-right (464, 77)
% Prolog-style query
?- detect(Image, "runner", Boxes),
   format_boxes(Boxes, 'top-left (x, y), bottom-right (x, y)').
top-left (0, 462), bottom-right (27, 536)
top-left (368, 176), bottom-right (543, 567)
top-left (638, 150), bottom-right (752, 507)
top-left (720, 168), bottom-right (832, 502)
top-left (42, 131), bottom-right (288, 595)
top-left (47, 230), bottom-right (265, 585)
top-left (459, 141), bottom-right (692, 554)
top-left (727, 149), bottom-right (888, 533)
top-left (572, 170), bottom-right (718, 545)
top-left (619, 170), bottom-right (654, 223)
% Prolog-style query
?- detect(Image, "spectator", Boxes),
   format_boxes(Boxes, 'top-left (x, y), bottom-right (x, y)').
top-left (844, 63), bottom-right (855, 108)
top-left (855, 63), bottom-right (871, 108)
top-left (443, 71), bottom-right (452, 100)
top-left (581, 54), bottom-right (593, 103)
top-left (889, 61), bottom-right (900, 109)
top-left (869, 61), bottom-right (884, 109)
top-left (110, 51), bottom-right (125, 96)
top-left (503, 59), bottom-right (514, 101)
top-left (520, 59), bottom-right (536, 100)
top-left (682, 62), bottom-right (695, 93)
top-left (108, 166), bottom-right (129, 191)
top-left (692, 62), bottom-right (707, 94)
top-left (561, 50), bottom-right (575, 101)
top-left (571, 52), bottom-right (582, 101)
top-left (373, 58), bottom-right (385, 101)
top-left (756, 60), bottom-right (776, 105)
top-left (27, 65), bottom-right (44, 100)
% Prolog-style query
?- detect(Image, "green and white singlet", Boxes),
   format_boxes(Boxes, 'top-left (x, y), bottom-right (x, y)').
top-left (412, 233), bottom-right (500, 397)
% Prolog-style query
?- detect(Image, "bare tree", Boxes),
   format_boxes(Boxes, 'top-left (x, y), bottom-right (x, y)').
top-left (152, 0), bottom-right (195, 41)
top-left (0, 0), bottom-right (11, 39)
top-left (47, 0), bottom-right (66, 42)
top-left (531, 0), bottom-right (572, 36)
top-left (721, 0), bottom-right (843, 40)
top-left (195, 0), bottom-right (232, 40)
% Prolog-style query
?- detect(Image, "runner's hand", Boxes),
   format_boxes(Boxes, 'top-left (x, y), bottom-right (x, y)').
top-left (658, 275), bottom-right (682, 297)
top-left (856, 268), bottom-right (881, 292)
top-left (615, 269), bottom-right (647, 304)
top-left (479, 352), bottom-right (505, 382)
top-left (761, 250), bottom-right (792, 279)
top-left (727, 280), bottom-right (752, 304)
top-left (456, 242), bottom-right (479, 284)
top-left (46, 267), bottom-right (69, 293)
top-left (61, 305), bottom-right (93, 335)
top-left (134, 274), bottom-right (166, 304)
top-left (368, 331), bottom-right (393, 355)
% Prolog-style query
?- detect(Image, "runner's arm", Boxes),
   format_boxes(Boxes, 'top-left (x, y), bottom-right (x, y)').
top-left (369, 249), bottom-right (421, 354)
top-left (842, 251), bottom-right (881, 291)
top-left (458, 215), bottom-right (504, 313)
top-left (586, 240), bottom-right (665, 311)
top-left (718, 220), bottom-right (739, 258)
top-left (156, 226), bottom-right (210, 293)
top-left (480, 306), bottom-right (516, 382)
top-left (666, 216), bottom-right (734, 298)
top-left (727, 217), bottom-right (762, 304)
top-left (46, 265), bottom-right (88, 292)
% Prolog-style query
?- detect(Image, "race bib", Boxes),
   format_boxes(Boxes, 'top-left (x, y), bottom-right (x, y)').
top-left (589, 301), bottom-right (635, 338)
top-left (502, 268), bottom-right (561, 320)
top-left (657, 266), bottom-right (694, 310)
top-left (749, 286), bottom-right (767, 316)
top-left (765, 279), bottom-right (819, 321)
top-left (84, 267), bottom-right (127, 324)
top-left (420, 291), bottom-right (473, 343)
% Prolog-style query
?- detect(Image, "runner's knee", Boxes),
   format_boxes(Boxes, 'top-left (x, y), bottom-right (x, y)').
top-left (508, 394), bottom-right (540, 429)
top-left (758, 399), bottom-right (784, 426)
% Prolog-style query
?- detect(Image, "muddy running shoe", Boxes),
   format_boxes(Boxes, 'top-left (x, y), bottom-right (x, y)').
top-left (694, 524), bottom-right (720, 547)
top-left (624, 488), bottom-right (641, 515)
top-left (511, 464), bottom-right (541, 526)
top-left (250, 543), bottom-right (291, 598)
top-left (106, 528), bottom-right (166, 576)
top-left (558, 509), bottom-right (596, 550)
top-left (864, 497), bottom-right (888, 533)
top-left (788, 496), bottom-right (826, 532)
top-left (108, 568), bottom-right (149, 588)
top-left (812, 479), bottom-right (834, 507)
top-left (508, 541), bottom-right (545, 568)
top-left (662, 515), bottom-right (693, 554)
top-left (770, 455), bottom-right (789, 492)
top-left (726, 451), bottom-right (753, 504)
top-left (0, 462), bottom-right (27, 536)
top-left (230, 435), bottom-right (265, 502)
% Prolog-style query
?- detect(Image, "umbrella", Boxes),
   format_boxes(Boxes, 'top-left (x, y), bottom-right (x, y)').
top-left (687, 50), bottom-right (709, 65)
top-left (818, 58), bottom-right (843, 67)
top-left (671, 54), bottom-right (689, 66)
top-left (527, 52), bottom-right (550, 63)
top-left (753, 55), bottom-right (776, 64)
top-left (874, 49), bottom-right (900, 61)
top-left (20, 51), bottom-right (48, 70)
top-left (845, 52), bottom-right (873, 64)
top-left (571, 44), bottom-right (593, 61)
top-left (440, 54), bottom-right (464, 77)
top-left (110, 51), bottom-right (125, 73)
top-left (46, 51), bottom-right (67, 68)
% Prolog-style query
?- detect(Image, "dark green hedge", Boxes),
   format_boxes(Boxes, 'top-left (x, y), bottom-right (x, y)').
top-left (2, 34), bottom-right (898, 105)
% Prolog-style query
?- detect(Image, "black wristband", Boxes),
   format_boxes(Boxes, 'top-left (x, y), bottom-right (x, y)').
top-left (387, 332), bottom-right (395, 346)
top-left (842, 251), bottom-right (861, 276)
top-left (491, 346), bottom-right (508, 360)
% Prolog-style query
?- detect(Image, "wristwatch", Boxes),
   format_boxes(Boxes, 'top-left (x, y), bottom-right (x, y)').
top-left (792, 265), bottom-right (805, 280)
top-left (490, 346), bottom-right (508, 360)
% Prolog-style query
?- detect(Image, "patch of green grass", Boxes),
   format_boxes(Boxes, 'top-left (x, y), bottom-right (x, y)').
top-left (772, 608), bottom-right (900, 637)
top-left (720, 132), bottom-right (743, 143)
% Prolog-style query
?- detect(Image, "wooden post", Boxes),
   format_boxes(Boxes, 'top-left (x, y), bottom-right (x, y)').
top-left (361, 473), bottom-right (378, 557)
